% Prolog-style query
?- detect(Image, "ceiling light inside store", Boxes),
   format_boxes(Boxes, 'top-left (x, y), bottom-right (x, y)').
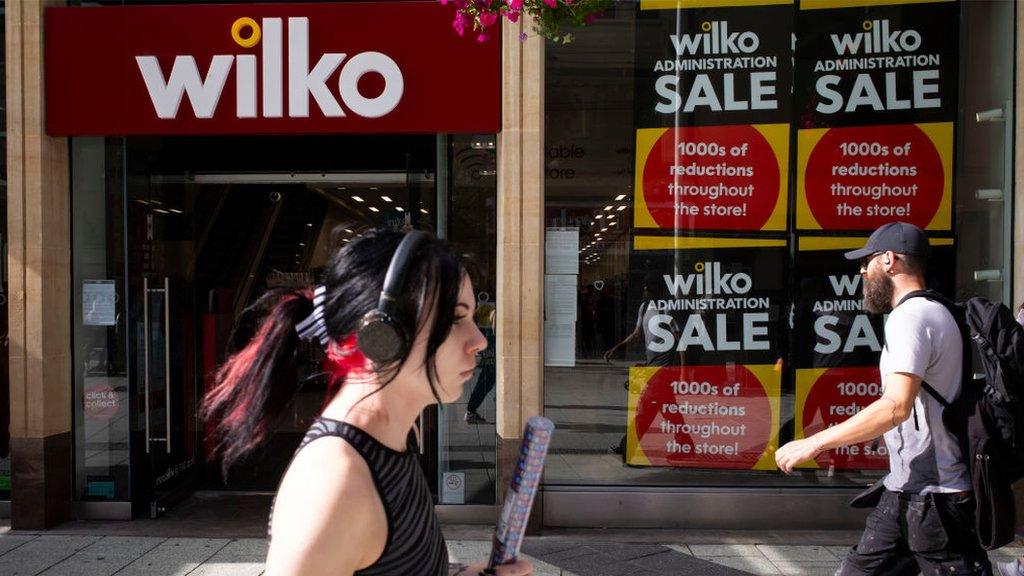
top-left (615, 194), bottom-right (627, 201)
top-left (370, 187), bottom-right (379, 191)
top-left (601, 227), bottom-right (608, 232)
top-left (381, 196), bottom-right (393, 202)
top-left (337, 186), bottom-right (347, 190)
top-left (299, 243), bottom-right (305, 247)
top-left (420, 209), bottom-right (429, 214)
top-left (594, 215), bottom-right (603, 219)
top-left (616, 205), bottom-right (627, 211)
top-left (471, 135), bottom-right (496, 149)
top-left (307, 222), bottom-right (313, 227)
top-left (604, 205), bottom-right (613, 211)
top-left (168, 209), bottom-right (183, 214)
top-left (345, 228), bottom-right (353, 233)
top-left (153, 208), bottom-right (170, 214)
top-left (352, 196), bottom-right (365, 202)
top-left (369, 206), bottom-right (380, 212)
top-left (396, 207), bottom-right (404, 212)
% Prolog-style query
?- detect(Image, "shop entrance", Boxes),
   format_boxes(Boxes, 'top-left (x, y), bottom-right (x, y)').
top-left (116, 136), bottom-right (439, 517)
top-left (129, 174), bottom-right (437, 514)
top-left (72, 134), bottom-right (498, 520)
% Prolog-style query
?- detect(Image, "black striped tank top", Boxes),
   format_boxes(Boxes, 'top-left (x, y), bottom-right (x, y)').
top-left (272, 417), bottom-right (449, 576)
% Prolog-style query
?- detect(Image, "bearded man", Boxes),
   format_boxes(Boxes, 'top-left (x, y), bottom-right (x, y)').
top-left (776, 222), bottom-right (992, 576)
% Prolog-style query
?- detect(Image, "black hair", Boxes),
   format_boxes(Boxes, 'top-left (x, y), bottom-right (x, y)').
top-left (203, 229), bottom-right (466, 472)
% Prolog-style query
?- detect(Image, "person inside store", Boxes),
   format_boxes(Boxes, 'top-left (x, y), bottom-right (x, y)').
top-left (775, 222), bottom-right (993, 576)
top-left (464, 297), bottom-right (496, 424)
top-left (203, 229), bottom-right (532, 576)
top-left (604, 271), bottom-right (682, 456)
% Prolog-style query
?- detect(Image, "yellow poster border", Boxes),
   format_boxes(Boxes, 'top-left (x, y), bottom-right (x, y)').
top-left (634, 124), bottom-right (790, 232)
top-left (796, 122), bottom-right (953, 231)
top-left (641, 0), bottom-right (792, 8)
top-left (801, 0), bottom-right (953, 9)
top-left (793, 368), bottom-right (829, 469)
top-left (634, 236), bottom-right (787, 250)
top-left (797, 236), bottom-right (955, 251)
top-left (626, 364), bottom-right (781, 471)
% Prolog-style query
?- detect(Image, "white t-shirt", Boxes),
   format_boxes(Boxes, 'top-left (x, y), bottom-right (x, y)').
top-left (880, 296), bottom-right (970, 494)
top-left (637, 302), bottom-right (678, 366)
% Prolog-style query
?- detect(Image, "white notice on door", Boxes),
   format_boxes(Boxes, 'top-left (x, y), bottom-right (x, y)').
top-left (83, 280), bottom-right (117, 326)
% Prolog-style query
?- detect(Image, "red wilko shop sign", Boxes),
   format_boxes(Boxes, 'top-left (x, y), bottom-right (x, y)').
top-left (45, 2), bottom-right (499, 136)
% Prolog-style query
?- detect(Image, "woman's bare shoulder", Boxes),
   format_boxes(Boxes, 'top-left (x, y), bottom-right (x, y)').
top-left (266, 436), bottom-right (387, 575)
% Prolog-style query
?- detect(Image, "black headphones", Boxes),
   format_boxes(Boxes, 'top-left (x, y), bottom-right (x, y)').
top-left (356, 230), bottom-right (429, 365)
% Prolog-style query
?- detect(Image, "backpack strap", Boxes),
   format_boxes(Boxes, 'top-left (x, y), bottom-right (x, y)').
top-left (894, 290), bottom-right (966, 412)
top-left (920, 380), bottom-right (951, 408)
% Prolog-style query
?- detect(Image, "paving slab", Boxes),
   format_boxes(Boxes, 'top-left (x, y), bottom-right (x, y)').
top-left (38, 536), bottom-right (165, 576)
top-left (0, 535), bottom-right (102, 576)
top-left (628, 550), bottom-right (755, 575)
top-left (758, 545), bottom-right (837, 563)
top-left (115, 538), bottom-right (231, 576)
top-left (184, 561), bottom-right (264, 576)
top-left (691, 544), bottom-right (765, 557)
top-left (772, 561), bottom-right (842, 576)
top-left (0, 534), bottom-right (39, 556)
top-left (705, 555), bottom-right (784, 575)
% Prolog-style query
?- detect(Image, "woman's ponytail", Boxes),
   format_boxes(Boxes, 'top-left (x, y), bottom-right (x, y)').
top-left (202, 288), bottom-right (314, 473)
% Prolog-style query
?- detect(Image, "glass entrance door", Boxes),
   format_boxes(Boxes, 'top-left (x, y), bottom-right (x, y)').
top-left (128, 180), bottom-right (200, 517)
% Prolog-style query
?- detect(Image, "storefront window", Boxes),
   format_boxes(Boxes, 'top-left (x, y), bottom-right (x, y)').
top-left (438, 134), bottom-right (499, 505)
top-left (542, 0), bottom-right (1014, 489)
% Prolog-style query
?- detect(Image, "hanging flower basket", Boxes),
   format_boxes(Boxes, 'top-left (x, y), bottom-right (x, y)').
top-left (440, 0), bottom-right (612, 44)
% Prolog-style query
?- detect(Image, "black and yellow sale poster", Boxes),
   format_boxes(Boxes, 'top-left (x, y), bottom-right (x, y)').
top-left (633, 0), bottom-right (792, 233)
top-left (794, 0), bottom-right (958, 232)
top-left (624, 237), bottom-right (785, 469)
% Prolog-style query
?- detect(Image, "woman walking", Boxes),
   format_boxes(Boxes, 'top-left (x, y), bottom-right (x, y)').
top-left (204, 229), bottom-right (532, 576)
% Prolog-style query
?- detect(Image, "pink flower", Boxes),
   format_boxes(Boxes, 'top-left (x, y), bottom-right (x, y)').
top-left (543, 0), bottom-right (558, 8)
top-left (453, 12), bottom-right (468, 35)
top-left (518, 31), bottom-right (528, 42)
top-left (480, 11), bottom-right (499, 27)
top-left (439, 0), bottom-right (449, 5)
top-left (509, 0), bottom-right (523, 9)
top-left (477, 32), bottom-right (489, 42)
top-left (505, 9), bottom-right (520, 23)
top-left (585, 13), bottom-right (597, 24)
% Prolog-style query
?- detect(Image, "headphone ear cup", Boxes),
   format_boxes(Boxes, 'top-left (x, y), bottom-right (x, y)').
top-left (356, 311), bottom-right (408, 365)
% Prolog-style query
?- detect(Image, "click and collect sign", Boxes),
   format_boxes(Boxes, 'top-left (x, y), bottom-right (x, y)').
top-left (45, 2), bottom-right (499, 135)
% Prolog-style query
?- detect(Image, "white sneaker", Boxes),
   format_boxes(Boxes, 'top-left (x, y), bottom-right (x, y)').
top-left (996, 558), bottom-right (1024, 576)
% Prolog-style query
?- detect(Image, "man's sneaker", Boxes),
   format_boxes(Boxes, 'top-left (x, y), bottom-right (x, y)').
top-left (464, 411), bottom-right (487, 424)
top-left (997, 558), bottom-right (1024, 576)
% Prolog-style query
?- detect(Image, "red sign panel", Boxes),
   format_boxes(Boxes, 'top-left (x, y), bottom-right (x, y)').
top-left (45, 2), bottom-right (500, 135)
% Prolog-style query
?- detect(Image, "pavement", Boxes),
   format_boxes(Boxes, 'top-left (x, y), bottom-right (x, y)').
top-left (2, 522), bottom-right (1022, 576)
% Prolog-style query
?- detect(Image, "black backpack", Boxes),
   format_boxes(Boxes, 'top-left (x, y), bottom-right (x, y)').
top-left (901, 290), bottom-right (1024, 550)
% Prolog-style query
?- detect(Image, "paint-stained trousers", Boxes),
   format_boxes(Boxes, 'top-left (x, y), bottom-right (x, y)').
top-left (837, 490), bottom-right (992, 576)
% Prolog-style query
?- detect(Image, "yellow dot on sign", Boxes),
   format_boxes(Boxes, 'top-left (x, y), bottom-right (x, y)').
top-left (694, 262), bottom-right (705, 273)
top-left (701, 21), bottom-right (712, 32)
top-left (232, 17), bottom-right (261, 48)
top-left (862, 20), bottom-right (873, 31)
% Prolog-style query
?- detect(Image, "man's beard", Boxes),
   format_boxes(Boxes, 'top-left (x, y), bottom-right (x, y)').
top-left (863, 273), bottom-right (894, 314)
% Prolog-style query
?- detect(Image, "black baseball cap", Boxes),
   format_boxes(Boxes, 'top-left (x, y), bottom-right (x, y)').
top-left (843, 222), bottom-right (931, 261)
